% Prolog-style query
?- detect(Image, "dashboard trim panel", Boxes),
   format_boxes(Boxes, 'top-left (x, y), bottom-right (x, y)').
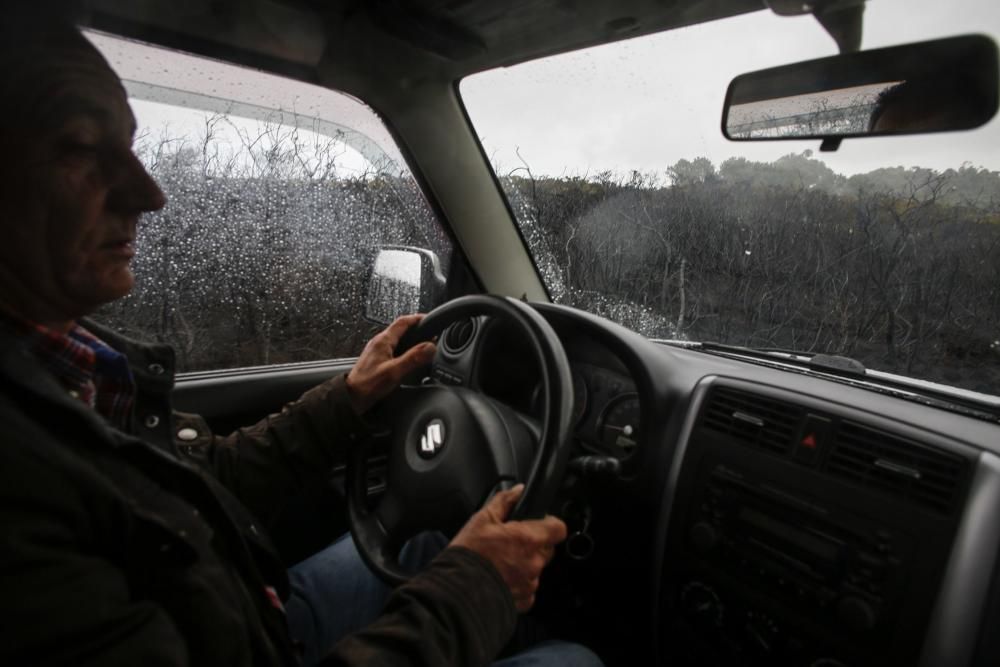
top-left (921, 451), bottom-right (1000, 666)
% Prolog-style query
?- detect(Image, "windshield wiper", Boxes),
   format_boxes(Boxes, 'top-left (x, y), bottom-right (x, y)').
top-left (653, 339), bottom-right (1000, 423)
top-left (657, 340), bottom-right (866, 371)
top-left (750, 347), bottom-right (868, 376)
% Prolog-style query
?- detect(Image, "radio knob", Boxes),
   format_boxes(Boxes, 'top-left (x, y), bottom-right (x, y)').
top-left (837, 595), bottom-right (876, 632)
top-left (690, 521), bottom-right (719, 553)
top-left (745, 610), bottom-right (781, 654)
top-left (680, 581), bottom-right (723, 628)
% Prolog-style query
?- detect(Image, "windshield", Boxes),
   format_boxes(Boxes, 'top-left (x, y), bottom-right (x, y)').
top-left (461, 0), bottom-right (1000, 398)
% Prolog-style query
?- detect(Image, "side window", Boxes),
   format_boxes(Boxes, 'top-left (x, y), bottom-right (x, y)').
top-left (89, 33), bottom-right (457, 372)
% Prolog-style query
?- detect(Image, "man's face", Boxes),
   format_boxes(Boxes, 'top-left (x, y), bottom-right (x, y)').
top-left (0, 35), bottom-right (165, 326)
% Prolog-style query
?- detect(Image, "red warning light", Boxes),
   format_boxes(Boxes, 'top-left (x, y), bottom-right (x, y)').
top-left (801, 433), bottom-right (817, 449)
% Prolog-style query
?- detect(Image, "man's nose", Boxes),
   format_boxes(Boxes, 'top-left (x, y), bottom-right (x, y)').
top-left (108, 149), bottom-right (167, 214)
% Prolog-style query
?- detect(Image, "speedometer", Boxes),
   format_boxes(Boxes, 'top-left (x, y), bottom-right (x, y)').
top-left (597, 392), bottom-right (641, 458)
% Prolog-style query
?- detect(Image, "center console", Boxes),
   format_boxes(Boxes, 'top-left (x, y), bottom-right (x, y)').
top-left (656, 381), bottom-right (972, 667)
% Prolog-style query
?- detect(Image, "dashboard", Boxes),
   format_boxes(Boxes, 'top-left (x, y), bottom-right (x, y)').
top-left (430, 301), bottom-right (1000, 667)
top-left (431, 311), bottom-right (644, 463)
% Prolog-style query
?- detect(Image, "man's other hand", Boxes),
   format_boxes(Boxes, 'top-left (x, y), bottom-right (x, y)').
top-left (450, 484), bottom-right (567, 612)
top-left (346, 314), bottom-right (436, 415)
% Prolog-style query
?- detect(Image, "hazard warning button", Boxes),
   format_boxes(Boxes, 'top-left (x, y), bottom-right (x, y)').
top-left (794, 414), bottom-right (831, 464)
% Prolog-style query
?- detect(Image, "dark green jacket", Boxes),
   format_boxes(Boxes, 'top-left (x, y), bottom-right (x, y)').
top-left (0, 321), bottom-right (516, 666)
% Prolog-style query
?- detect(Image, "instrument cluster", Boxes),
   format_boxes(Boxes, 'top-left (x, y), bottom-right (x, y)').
top-left (439, 313), bottom-right (646, 461)
top-left (565, 362), bottom-right (641, 460)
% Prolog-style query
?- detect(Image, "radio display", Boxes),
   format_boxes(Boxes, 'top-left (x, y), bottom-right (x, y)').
top-left (738, 507), bottom-right (842, 565)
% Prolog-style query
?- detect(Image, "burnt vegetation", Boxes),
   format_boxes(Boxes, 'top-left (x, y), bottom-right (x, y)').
top-left (97, 119), bottom-right (1000, 395)
top-left (97, 118), bottom-right (450, 371)
top-left (512, 151), bottom-right (1000, 394)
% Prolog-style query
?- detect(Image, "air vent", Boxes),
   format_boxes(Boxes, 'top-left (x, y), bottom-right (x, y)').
top-left (700, 387), bottom-right (804, 456)
top-left (443, 318), bottom-right (476, 353)
top-left (825, 421), bottom-right (966, 514)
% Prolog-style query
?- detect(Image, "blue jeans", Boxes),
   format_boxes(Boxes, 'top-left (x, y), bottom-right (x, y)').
top-left (285, 532), bottom-right (603, 667)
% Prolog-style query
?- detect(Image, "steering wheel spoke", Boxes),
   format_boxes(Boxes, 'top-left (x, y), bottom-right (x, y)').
top-left (352, 500), bottom-right (408, 582)
top-left (366, 384), bottom-right (422, 427)
top-left (371, 487), bottom-right (408, 547)
top-left (471, 393), bottom-right (542, 483)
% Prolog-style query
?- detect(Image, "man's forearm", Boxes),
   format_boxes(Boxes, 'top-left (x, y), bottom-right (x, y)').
top-left (322, 547), bottom-right (517, 667)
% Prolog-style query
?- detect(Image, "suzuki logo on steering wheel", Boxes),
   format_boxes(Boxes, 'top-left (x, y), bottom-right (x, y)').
top-left (419, 419), bottom-right (446, 459)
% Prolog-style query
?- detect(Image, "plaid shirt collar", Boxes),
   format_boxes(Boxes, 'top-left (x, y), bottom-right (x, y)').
top-left (1, 313), bottom-right (136, 431)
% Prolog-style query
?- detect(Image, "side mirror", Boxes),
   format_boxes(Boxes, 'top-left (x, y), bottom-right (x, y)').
top-left (723, 35), bottom-right (999, 142)
top-left (364, 246), bottom-right (447, 325)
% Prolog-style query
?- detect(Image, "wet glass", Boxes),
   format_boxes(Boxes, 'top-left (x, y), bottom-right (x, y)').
top-left (88, 32), bottom-right (454, 372)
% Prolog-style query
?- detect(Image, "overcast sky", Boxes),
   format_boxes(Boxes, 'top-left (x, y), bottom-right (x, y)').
top-left (461, 0), bottom-right (1000, 178)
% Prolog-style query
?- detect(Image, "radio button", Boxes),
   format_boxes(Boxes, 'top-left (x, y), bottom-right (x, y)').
top-left (838, 595), bottom-right (877, 632)
top-left (859, 551), bottom-right (884, 566)
top-left (817, 588), bottom-right (837, 609)
top-left (745, 610), bottom-right (781, 654)
top-left (690, 522), bottom-right (720, 553)
top-left (680, 581), bottom-right (724, 628)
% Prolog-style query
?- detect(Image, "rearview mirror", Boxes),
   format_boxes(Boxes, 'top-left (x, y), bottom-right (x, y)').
top-left (723, 35), bottom-right (999, 141)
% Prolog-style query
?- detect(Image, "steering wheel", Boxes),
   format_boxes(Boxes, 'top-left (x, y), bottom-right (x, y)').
top-left (347, 295), bottom-right (575, 586)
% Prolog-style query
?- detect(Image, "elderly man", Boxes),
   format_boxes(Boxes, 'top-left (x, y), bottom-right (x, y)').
top-left (0, 8), bottom-right (601, 667)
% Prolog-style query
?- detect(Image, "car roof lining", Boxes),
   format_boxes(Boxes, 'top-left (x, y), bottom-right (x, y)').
top-left (86, 0), bottom-right (766, 84)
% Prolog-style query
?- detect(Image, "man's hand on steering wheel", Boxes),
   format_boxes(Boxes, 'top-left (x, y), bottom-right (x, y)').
top-left (346, 314), bottom-right (436, 415)
top-left (347, 296), bottom-right (574, 591)
top-left (451, 484), bottom-right (567, 612)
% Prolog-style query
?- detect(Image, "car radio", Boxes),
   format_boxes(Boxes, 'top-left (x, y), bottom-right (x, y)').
top-left (686, 465), bottom-right (905, 633)
top-left (658, 445), bottom-right (957, 667)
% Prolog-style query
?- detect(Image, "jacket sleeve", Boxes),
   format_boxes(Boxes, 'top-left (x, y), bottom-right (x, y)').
top-left (323, 547), bottom-right (518, 667)
top-left (175, 373), bottom-right (368, 529)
